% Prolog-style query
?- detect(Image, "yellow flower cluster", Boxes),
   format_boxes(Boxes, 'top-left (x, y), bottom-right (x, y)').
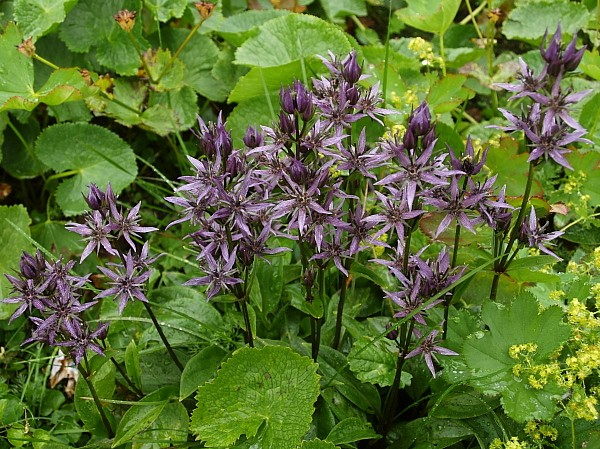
top-left (524, 420), bottom-right (558, 442)
top-left (490, 437), bottom-right (532, 449)
top-left (568, 385), bottom-right (599, 421)
top-left (407, 37), bottom-right (442, 67)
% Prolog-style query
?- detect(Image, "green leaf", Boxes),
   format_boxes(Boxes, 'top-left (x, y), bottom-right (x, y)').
top-left (14, 0), bottom-right (77, 39)
top-left (229, 61), bottom-right (304, 103)
top-left (132, 399), bottom-right (188, 449)
top-left (1, 117), bottom-right (48, 178)
top-left (112, 386), bottom-right (175, 447)
top-left (325, 417), bottom-right (380, 445)
top-left (0, 205), bottom-right (33, 319)
top-left (180, 345), bottom-right (228, 400)
top-left (74, 355), bottom-right (116, 437)
top-left (190, 346), bottom-right (320, 449)
top-left (31, 220), bottom-right (84, 259)
top-left (347, 336), bottom-right (407, 387)
top-left (235, 14), bottom-right (352, 68)
top-left (147, 85), bottom-right (198, 131)
top-left (140, 286), bottom-right (223, 348)
top-left (250, 255), bottom-right (285, 316)
top-left (125, 340), bottom-right (142, 392)
top-left (0, 23), bottom-right (90, 112)
top-left (316, 346), bottom-right (381, 415)
top-left (144, 0), bottom-right (187, 22)
top-left (580, 50), bottom-right (600, 81)
top-left (216, 9), bottom-right (290, 47)
top-left (319, 0), bottom-right (366, 22)
top-left (430, 386), bottom-right (500, 419)
top-left (502, 0), bottom-right (590, 43)
top-left (299, 440), bottom-right (337, 449)
top-left (427, 75), bottom-right (474, 114)
top-left (228, 93), bottom-right (278, 144)
top-left (59, 0), bottom-right (148, 75)
top-left (144, 48), bottom-right (184, 91)
top-left (462, 292), bottom-right (571, 422)
top-left (395, 0), bottom-right (461, 35)
top-left (35, 123), bottom-right (137, 216)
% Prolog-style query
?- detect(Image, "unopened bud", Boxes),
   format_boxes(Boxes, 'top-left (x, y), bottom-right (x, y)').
top-left (243, 126), bottom-right (264, 149)
top-left (16, 37), bottom-right (36, 58)
top-left (280, 86), bottom-right (295, 114)
top-left (195, 2), bottom-right (215, 19)
top-left (341, 51), bottom-right (361, 84)
top-left (385, 322), bottom-right (399, 341)
top-left (86, 184), bottom-right (105, 211)
top-left (114, 9), bottom-right (137, 32)
top-left (288, 158), bottom-right (309, 184)
top-left (20, 251), bottom-right (43, 279)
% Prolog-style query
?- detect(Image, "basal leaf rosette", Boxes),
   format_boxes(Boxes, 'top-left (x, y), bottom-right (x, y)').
top-left (190, 345), bottom-right (320, 449)
top-left (462, 292), bottom-right (571, 422)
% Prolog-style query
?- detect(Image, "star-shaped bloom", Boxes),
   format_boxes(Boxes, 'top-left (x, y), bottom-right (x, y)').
top-left (406, 329), bottom-right (458, 378)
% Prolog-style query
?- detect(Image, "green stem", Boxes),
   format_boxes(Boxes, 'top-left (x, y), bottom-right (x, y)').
top-left (79, 361), bottom-right (115, 438)
top-left (128, 34), bottom-right (155, 83)
top-left (490, 161), bottom-right (536, 300)
top-left (33, 53), bottom-right (59, 70)
top-left (312, 269), bottom-right (325, 360)
top-left (381, 1), bottom-right (393, 107)
top-left (142, 301), bottom-right (184, 371)
top-left (463, 0), bottom-right (484, 40)
top-left (439, 32), bottom-right (447, 77)
top-left (332, 269), bottom-right (347, 350)
top-left (156, 18), bottom-right (206, 84)
top-left (240, 268), bottom-right (254, 347)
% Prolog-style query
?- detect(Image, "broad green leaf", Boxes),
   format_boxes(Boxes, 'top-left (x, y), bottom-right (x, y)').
top-left (132, 400), bottom-right (188, 449)
top-left (140, 286), bottom-right (223, 348)
top-left (319, 0), bottom-right (366, 22)
top-left (180, 345), bottom-right (228, 400)
top-left (430, 386), bottom-right (500, 419)
top-left (0, 205), bottom-right (32, 319)
top-left (74, 355), bottom-right (116, 437)
top-left (0, 397), bottom-right (23, 426)
top-left (138, 349), bottom-right (186, 392)
top-left (31, 220), bottom-right (84, 260)
top-left (579, 92), bottom-right (600, 151)
top-left (229, 61), bottom-right (303, 103)
top-left (347, 336), bottom-right (407, 387)
top-left (462, 292), bottom-right (571, 422)
top-left (228, 93), bottom-right (278, 144)
top-left (125, 340), bottom-right (142, 392)
top-left (316, 345), bottom-right (381, 415)
top-left (580, 50), bottom-right (600, 81)
top-left (235, 14), bottom-right (352, 68)
top-left (502, 0), bottom-right (590, 43)
top-left (112, 386), bottom-right (176, 447)
top-left (394, 417), bottom-right (474, 448)
top-left (143, 48), bottom-right (184, 92)
top-left (190, 346), bottom-right (320, 449)
top-left (147, 85), bottom-right (198, 131)
top-left (215, 9), bottom-right (289, 47)
top-left (35, 123), bottom-right (137, 216)
top-left (565, 148), bottom-right (600, 205)
top-left (250, 255), bottom-right (285, 316)
top-left (325, 417), bottom-right (380, 445)
top-left (60, 0), bottom-right (148, 75)
top-left (395, 0), bottom-right (461, 35)
top-left (427, 75), bottom-right (474, 114)
top-left (0, 23), bottom-right (90, 112)
top-left (144, 0), bottom-right (187, 22)
top-left (14, 0), bottom-right (77, 39)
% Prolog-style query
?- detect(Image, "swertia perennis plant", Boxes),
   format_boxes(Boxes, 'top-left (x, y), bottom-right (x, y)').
top-left (2, 30), bottom-right (598, 449)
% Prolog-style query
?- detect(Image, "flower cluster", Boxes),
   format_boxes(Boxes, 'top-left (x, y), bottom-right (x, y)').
top-left (495, 26), bottom-right (591, 170)
top-left (3, 250), bottom-right (107, 365)
top-left (2, 183), bottom-right (158, 365)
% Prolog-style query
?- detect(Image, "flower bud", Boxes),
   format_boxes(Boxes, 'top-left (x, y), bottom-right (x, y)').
top-left (86, 184), bottom-right (105, 210)
top-left (279, 111), bottom-right (295, 135)
top-left (20, 251), bottom-right (43, 279)
top-left (16, 37), bottom-right (36, 58)
top-left (243, 126), bottom-right (264, 149)
top-left (345, 85), bottom-right (360, 106)
top-left (385, 322), bottom-right (399, 341)
top-left (341, 51), bottom-right (361, 84)
top-left (195, 2), bottom-right (215, 19)
top-left (226, 151), bottom-right (244, 177)
top-left (113, 9), bottom-right (136, 33)
top-left (288, 158), bottom-right (309, 184)
top-left (409, 102), bottom-right (431, 136)
top-left (280, 86), bottom-right (295, 114)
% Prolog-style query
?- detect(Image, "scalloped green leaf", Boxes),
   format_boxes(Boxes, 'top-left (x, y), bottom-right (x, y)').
top-left (14, 0), bottom-right (77, 39)
top-left (395, 0), bottom-right (460, 35)
top-left (319, 0), bottom-right (366, 22)
top-left (60, 0), bottom-right (148, 75)
top-left (190, 346), bottom-right (320, 449)
top-left (462, 292), bottom-right (571, 422)
top-left (300, 440), bottom-right (337, 449)
top-left (35, 123), bottom-right (137, 216)
top-left (235, 14), bottom-right (352, 68)
top-left (502, 0), bottom-right (590, 43)
top-left (144, 0), bottom-right (187, 22)
top-left (215, 9), bottom-right (290, 47)
top-left (0, 205), bottom-right (33, 319)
